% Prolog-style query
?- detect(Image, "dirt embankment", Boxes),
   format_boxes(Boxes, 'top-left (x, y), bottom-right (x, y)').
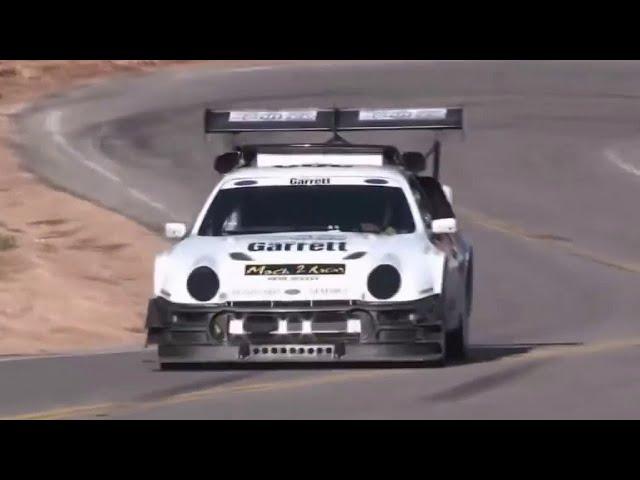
top-left (0, 60), bottom-right (284, 356)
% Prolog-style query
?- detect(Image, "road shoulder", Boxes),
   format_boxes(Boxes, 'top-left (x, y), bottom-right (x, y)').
top-left (0, 61), bottom-right (284, 355)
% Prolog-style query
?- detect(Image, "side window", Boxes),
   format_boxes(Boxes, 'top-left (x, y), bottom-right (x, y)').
top-left (416, 176), bottom-right (455, 220)
top-left (408, 177), bottom-right (434, 221)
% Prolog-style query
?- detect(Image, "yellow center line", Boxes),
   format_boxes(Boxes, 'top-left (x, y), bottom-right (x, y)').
top-left (8, 335), bottom-right (640, 420)
top-left (2, 369), bottom-right (395, 420)
top-left (5, 403), bottom-right (116, 421)
top-left (458, 207), bottom-right (640, 274)
top-left (510, 337), bottom-right (640, 362)
top-left (7, 334), bottom-right (640, 420)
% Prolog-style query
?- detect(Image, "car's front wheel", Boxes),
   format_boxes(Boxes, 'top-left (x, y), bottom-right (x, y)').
top-left (444, 262), bottom-right (472, 362)
top-left (444, 314), bottom-right (468, 361)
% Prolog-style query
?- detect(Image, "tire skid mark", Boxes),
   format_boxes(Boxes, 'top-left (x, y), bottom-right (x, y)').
top-left (426, 359), bottom-right (550, 403)
top-left (133, 372), bottom-right (258, 403)
top-left (45, 110), bottom-right (123, 184)
top-left (44, 110), bottom-right (172, 215)
top-left (427, 337), bottom-right (640, 403)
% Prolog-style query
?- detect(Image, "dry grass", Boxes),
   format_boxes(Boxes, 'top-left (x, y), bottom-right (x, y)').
top-left (0, 60), bottom-right (298, 356)
top-left (0, 61), bottom-right (199, 355)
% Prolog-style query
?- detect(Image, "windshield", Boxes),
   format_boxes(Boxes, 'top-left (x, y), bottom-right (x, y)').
top-left (198, 185), bottom-right (416, 236)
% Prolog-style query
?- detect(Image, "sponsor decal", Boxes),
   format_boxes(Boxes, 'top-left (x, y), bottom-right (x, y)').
top-left (245, 264), bottom-right (346, 276)
top-left (230, 288), bottom-right (282, 296)
top-left (229, 110), bottom-right (318, 122)
top-left (309, 287), bottom-right (348, 295)
top-left (359, 108), bottom-right (447, 121)
top-left (290, 177), bottom-right (330, 185)
top-left (248, 241), bottom-right (347, 252)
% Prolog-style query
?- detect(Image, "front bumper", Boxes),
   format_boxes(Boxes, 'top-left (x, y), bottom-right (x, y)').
top-left (145, 296), bottom-right (445, 363)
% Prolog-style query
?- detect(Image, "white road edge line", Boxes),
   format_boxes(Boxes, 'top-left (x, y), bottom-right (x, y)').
top-left (45, 110), bottom-right (172, 214)
top-left (605, 149), bottom-right (640, 177)
top-left (127, 187), bottom-right (171, 213)
top-left (170, 61), bottom-right (340, 80)
top-left (45, 110), bottom-right (123, 184)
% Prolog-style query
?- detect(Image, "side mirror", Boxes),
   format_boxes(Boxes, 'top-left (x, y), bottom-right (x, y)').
top-left (431, 218), bottom-right (457, 234)
top-left (401, 152), bottom-right (426, 172)
top-left (442, 184), bottom-right (453, 205)
top-left (164, 223), bottom-right (187, 240)
top-left (214, 152), bottom-right (242, 174)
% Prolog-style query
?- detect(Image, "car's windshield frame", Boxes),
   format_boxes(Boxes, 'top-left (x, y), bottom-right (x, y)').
top-left (195, 182), bottom-right (420, 237)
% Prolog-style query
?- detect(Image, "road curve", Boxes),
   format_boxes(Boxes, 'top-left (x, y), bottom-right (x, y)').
top-left (3, 61), bottom-right (640, 419)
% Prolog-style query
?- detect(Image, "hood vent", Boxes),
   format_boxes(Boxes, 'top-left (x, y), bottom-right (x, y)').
top-left (229, 252), bottom-right (254, 261)
top-left (343, 251), bottom-right (367, 260)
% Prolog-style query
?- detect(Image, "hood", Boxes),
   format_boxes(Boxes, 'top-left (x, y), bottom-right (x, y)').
top-left (155, 232), bottom-right (445, 304)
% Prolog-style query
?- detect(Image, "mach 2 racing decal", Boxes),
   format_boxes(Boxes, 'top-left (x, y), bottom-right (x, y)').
top-left (245, 264), bottom-right (346, 276)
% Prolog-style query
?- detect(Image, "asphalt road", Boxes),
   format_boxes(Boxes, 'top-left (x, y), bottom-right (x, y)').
top-left (3, 61), bottom-right (640, 419)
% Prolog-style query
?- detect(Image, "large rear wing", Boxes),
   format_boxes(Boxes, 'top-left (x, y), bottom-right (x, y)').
top-left (204, 108), bottom-right (464, 133)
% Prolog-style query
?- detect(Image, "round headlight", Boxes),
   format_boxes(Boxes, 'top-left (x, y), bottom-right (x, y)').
top-left (187, 266), bottom-right (219, 302)
top-left (367, 264), bottom-right (401, 300)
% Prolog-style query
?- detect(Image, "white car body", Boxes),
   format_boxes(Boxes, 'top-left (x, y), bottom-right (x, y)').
top-left (154, 163), bottom-right (447, 306)
top-left (146, 108), bottom-right (473, 367)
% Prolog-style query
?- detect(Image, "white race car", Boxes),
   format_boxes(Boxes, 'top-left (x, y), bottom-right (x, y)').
top-left (145, 108), bottom-right (474, 368)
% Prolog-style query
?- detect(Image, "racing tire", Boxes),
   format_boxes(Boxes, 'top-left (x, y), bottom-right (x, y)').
top-left (427, 356), bottom-right (447, 368)
top-left (159, 362), bottom-right (187, 371)
top-left (444, 262), bottom-right (473, 362)
top-left (444, 315), bottom-right (467, 361)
